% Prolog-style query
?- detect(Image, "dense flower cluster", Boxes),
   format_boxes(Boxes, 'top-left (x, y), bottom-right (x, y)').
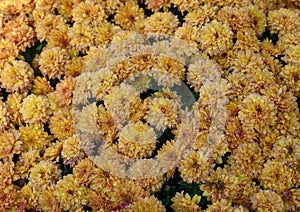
top-left (0, 0), bottom-right (299, 211)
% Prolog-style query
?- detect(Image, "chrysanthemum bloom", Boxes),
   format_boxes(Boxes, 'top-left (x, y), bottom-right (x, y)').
top-left (142, 12), bottom-right (179, 35)
top-left (200, 167), bottom-right (240, 201)
top-left (225, 117), bottom-right (257, 150)
top-left (19, 182), bottom-right (39, 209)
top-left (37, 188), bottom-right (60, 212)
top-left (127, 196), bottom-right (166, 212)
top-left (0, 128), bottom-right (21, 160)
top-left (178, 150), bottom-right (213, 184)
top-left (0, 100), bottom-right (11, 132)
top-left (233, 29), bottom-right (260, 52)
top-left (61, 135), bottom-right (86, 166)
top-left (281, 189), bottom-right (300, 211)
top-left (277, 31), bottom-right (300, 55)
top-left (38, 46), bottom-right (70, 79)
top-left (267, 8), bottom-right (300, 36)
top-left (43, 141), bottom-right (63, 162)
top-left (114, 0), bottom-right (144, 30)
top-left (0, 60), bottom-right (34, 93)
top-left (260, 160), bottom-right (295, 192)
top-left (185, 5), bottom-right (217, 27)
top-left (280, 64), bottom-right (300, 96)
top-left (229, 142), bottom-right (264, 179)
top-left (271, 135), bottom-right (300, 163)
top-left (171, 191), bottom-right (201, 212)
top-left (216, 6), bottom-right (252, 33)
top-left (54, 76), bottom-right (75, 106)
top-left (187, 59), bottom-right (222, 92)
top-left (250, 189), bottom-right (284, 211)
top-left (0, 38), bottom-right (18, 66)
top-left (34, 14), bottom-right (66, 42)
top-left (230, 49), bottom-right (265, 73)
top-left (20, 94), bottom-right (50, 124)
top-left (31, 76), bottom-right (53, 95)
top-left (172, 0), bottom-right (202, 12)
top-left (199, 20), bottom-right (233, 57)
top-left (68, 22), bottom-right (95, 52)
top-left (19, 123), bottom-right (50, 152)
top-left (174, 23), bottom-right (201, 45)
top-left (46, 24), bottom-right (71, 49)
top-left (238, 93), bottom-right (277, 133)
top-left (103, 83), bottom-right (140, 127)
top-left (0, 160), bottom-right (19, 210)
top-left (145, 94), bottom-right (181, 131)
top-left (117, 121), bottom-right (157, 159)
top-left (65, 56), bottom-right (84, 77)
top-left (49, 107), bottom-right (75, 140)
top-left (146, 0), bottom-right (171, 11)
top-left (29, 161), bottom-right (61, 191)
top-left (283, 44), bottom-right (300, 66)
top-left (93, 21), bottom-right (120, 46)
top-left (54, 174), bottom-right (88, 211)
top-left (72, 0), bottom-right (106, 26)
top-left (32, 0), bottom-right (57, 20)
top-left (72, 158), bottom-right (96, 186)
top-left (205, 199), bottom-right (235, 212)
top-left (14, 149), bottom-right (41, 181)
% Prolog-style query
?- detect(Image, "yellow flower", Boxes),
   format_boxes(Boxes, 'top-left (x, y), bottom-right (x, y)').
top-left (54, 75), bottom-right (75, 106)
top-left (185, 5), bottom-right (217, 26)
top-left (29, 161), bottom-right (61, 191)
top-left (143, 12), bottom-right (179, 34)
top-left (250, 189), bottom-right (284, 211)
top-left (54, 174), bottom-right (88, 211)
top-left (31, 76), bottom-right (53, 95)
top-left (199, 20), bottom-right (233, 57)
top-left (238, 93), bottom-right (277, 133)
top-left (267, 8), bottom-right (300, 36)
top-left (49, 107), bottom-right (75, 140)
top-left (19, 123), bottom-right (50, 152)
top-left (0, 128), bottom-right (21, 160)
top-left (72, 0), bottom-right (106, 26)
top-left (0, 60), bottom-right (34, 93)
top-left (171, 191), bottom-right (201, 212)
top-left (146, 0), bottom-right (171, 11)
top-left (117, 121), bottom-right (157, 159)
top-left (38, 46), bottom-right (70, 79)
top-left (128, 195), bottom-right (166, 212)
top-left (61, 135), bottom-right (85, 166)
top-left (0, 100), bottom-right (11, 132)
top-left (20, 94), bottom-right (50, 124)
top-left (114, 0), bottom-right (144, 30)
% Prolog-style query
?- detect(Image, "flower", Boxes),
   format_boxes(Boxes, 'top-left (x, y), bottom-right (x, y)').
top-left (178, 150), bottom-right (213, 184)
top-left (142, 12), bottom-right (179, 34)
top-left (200, 167), bottom-right (240, 201)
top-left (0, 128), bottom-right (21, 160)
top-left (184, 5), bottom-right (217, 26)
top-left (271, 135), bottom-right (300, 163)
top-left (19, 123), bottom-right (50, 152)
top-left (127, 195), bottom-right (166, 212)
top-left (259, 160), bottom-right (296, 192)
top-left (54, 174), bottom-right (88, 211)
top-left (31, 76), bottom-right (53, 95)
top-left (61, 135), bottom-right (85, 166)
top-left (49, 107), bottom-right (75, 140)
top-left (54, 75), bottom-right (75, 106)
top-left (28, 161), bottom-right (61, 191)
top-left (20, 94), bottom-right (50, 124)
top-left (280, 64), bottom-right (300, 96)
top-left (187, 59), bottom-right (222, 92)
top-left (267, 8), bottom-right (300, 36)
top-left (174, 23), bottom-right (201, 45)
top-left (117, 121), bottom-right (157, 159)
top-left (0, 100), bottom-right (11, 132)
top-left (72, 0), bottom-right (106, 26)
top-left (229, 142), bottom-right (264, 179)
top-left (250, 189), bottom-right (284, 211)
top-left (38, 46), bottom-right (70, 79)
top-left (0, 60), bottom-right (34, 93)
top-left (114, 0), bottom-right (144, 30)
top-left (171, 191), bottom-right (201, 212)
top-left (238, 93), bottom-right (277, 133)
top-left (146, 0), bottom-right (171, 11)
top-left (199, 20), bottom-right (234, 57)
